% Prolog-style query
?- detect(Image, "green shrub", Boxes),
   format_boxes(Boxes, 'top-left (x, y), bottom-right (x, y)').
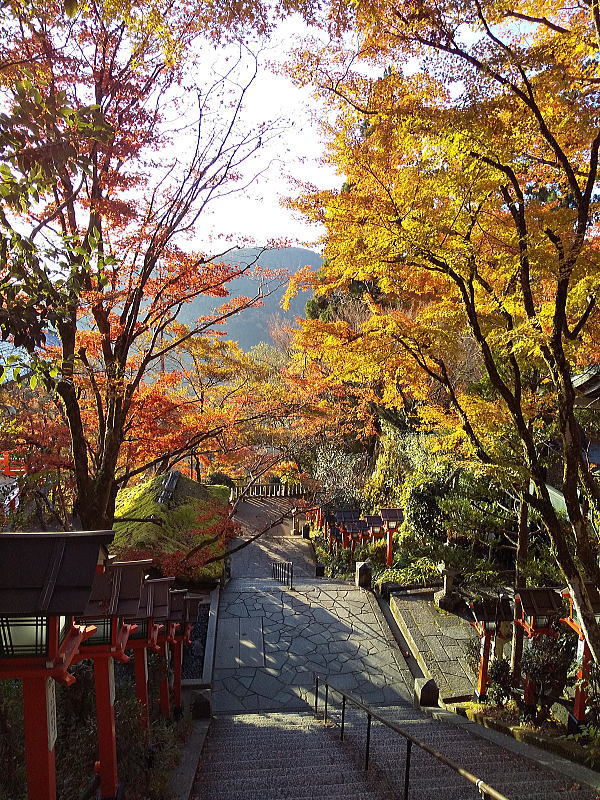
top-left (488, 658), bottom-right (512, 707)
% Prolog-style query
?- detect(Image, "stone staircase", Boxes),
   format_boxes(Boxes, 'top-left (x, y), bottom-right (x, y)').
top-left (191, 710), bottom-right (385, 800)
top-left (192, 701), bottom-right (597, 800)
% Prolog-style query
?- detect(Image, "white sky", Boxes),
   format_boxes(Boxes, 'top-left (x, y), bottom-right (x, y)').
top-left (196, 18), bottom-right (341, 252)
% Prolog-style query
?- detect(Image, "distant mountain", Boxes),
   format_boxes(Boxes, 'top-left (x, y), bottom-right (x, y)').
top-left (176, 247), bottom-right (321, 350)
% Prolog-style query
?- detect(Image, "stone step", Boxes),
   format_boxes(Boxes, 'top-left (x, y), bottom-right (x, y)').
top-left (193, 785), bottom-right (381, 800)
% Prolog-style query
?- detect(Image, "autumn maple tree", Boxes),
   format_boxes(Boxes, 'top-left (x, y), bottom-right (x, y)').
top-left (287, 0), bottom-right (600, 659)
top-left (0, 0), bottom-right (316, 531)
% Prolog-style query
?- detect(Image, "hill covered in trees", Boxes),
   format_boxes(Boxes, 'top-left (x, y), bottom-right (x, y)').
top-left (177, 247), bottom-right (321, 350)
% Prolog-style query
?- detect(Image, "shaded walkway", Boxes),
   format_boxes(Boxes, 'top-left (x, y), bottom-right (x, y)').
top-left (211, 499), bottom-right (412, 713)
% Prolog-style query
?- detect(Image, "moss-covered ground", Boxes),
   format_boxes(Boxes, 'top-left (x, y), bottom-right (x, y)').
top-left (113, 473), bottom-right (230, 582)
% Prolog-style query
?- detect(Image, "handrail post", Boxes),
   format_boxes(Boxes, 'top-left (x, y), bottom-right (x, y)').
top-left (403, 739), bottom-right (412, 800)
top-left (314, 675), bottom-right (319, 715)
top-left (324, 683), bottom-right (329, 722)
top-left (341, 696), bottom-right (346, 741)
top-left (365, 712), bottom-right (371, 771)
top-left (290, 562), bottom-right (294, 590)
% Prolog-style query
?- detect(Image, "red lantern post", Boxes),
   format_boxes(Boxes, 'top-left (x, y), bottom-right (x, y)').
top-left (380, 509), bottom-right (403, 567)
top-left (0, 531), bottom-right (114, 800)
top-left (514, 588), bottom-right (563, 712)
top-left (125, 578), bottom-right (173, 729)
top-left (469, 597), bottom-right (513, 700)
top-left (74, 560), bottom-right (149, 800)
top-left (560, 584), bottom-right (600, 732)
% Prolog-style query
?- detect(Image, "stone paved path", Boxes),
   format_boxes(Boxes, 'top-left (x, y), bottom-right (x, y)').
top-left (211, 500), bottom-right (412, 713)
top-left (230, 498), bottom-right (315, 578)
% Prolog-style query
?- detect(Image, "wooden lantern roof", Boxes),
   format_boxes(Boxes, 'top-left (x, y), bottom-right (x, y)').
top-left (346, 520), bottom-right (369, 533)
top-left (365, 515), bottom-right (383, 527)
top-left (82, 559), bottom-right (152, 618)
top-left (334, 510), bottom-right (360, 522)
top-left (130, 577), bottom-right (175, 622)
top-left (514, 588), bottom-right (563, 617)
top-left (471, 596), bottom-right (514, 625)
top-left (562, 583), bottom-right (600, 615)
top-left (380, 508), bottom-right (403, 522)
top-left (168, 589), bottom-right (188, 623)
top-left (0, 531), bottom-right (114, 615)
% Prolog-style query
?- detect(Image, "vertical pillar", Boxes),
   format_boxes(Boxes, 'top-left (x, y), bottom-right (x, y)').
top-left (22, 675), bottom-right (57, 800)
top-left (94, 656), bottom-right (119, 799)
top-left (133, 647), bottom-right (150, 729)
top-left (172, 640), bottom-right (183, 711)
top-left (159, 641), bottom-right (171, 718)
top-left (342, 526), bottom-right (349, 549)
top-left (386, 528), bottom-right (394, 567)
top-left (570, 638), bottom-right (592, 732)
top-left (475, 632), bottom-right (493, 700)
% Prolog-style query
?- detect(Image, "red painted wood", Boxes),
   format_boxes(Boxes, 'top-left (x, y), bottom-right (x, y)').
top-left (22, 676), bottom-right (57, 800)
top-left (94, 657), bottom-right (119, 799)
top-left (172, 640), bottom-right (183, 709)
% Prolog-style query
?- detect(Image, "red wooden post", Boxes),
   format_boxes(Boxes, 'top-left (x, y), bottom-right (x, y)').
top-left (172, 639), bottom-right (183, 710)
top-left (159, 640), bottom-right (171, 718)
top-left (94, 656), bottom-right (119, 799)
top-left (22, 676), bottom-right (57, 800)
top-left (342, 525), bottom-right (349, 549)
top-left (476, 631), bottom-right (493, 700)
top-left (133, 648), bottom-right (150, 729)
top-left (386, 529), bottom-right (393, 567)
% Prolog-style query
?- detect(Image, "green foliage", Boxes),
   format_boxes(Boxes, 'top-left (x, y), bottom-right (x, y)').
top-left (488, 658), bottom-right (512, 707)
top-left (0, 680), bottom-right (25, 799)
top-left (113, 474), bottom-right (228, 580)
top-left (521, 628), bottom-right (577, 722)
top-left (206, 471), bottom-right (235, 488)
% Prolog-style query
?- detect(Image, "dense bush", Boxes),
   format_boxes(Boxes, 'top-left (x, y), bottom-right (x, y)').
top-left (488, 658), bottom-right (512, 707)
top-left (521, 628), bottom-right (577, 723)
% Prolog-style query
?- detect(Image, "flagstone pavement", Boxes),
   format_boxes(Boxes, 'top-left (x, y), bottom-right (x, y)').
top-left (210, 500), bottom-right (413, 713)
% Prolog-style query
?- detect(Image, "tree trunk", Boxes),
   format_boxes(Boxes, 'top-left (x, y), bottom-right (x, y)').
top-left (511, 499), bottom-right (528, 684)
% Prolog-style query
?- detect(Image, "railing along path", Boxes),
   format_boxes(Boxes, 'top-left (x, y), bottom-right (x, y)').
top-left (271, 560), bottom-right (294, 590)
top-left (313, 675), bottom-right (510, 800)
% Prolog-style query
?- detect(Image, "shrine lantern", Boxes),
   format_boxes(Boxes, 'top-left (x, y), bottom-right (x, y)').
top-left (514, 587), bottom-right (563, 710)
top-left (380, 508), bottom-right (403, 567)
top-left (469, 596), bottom-right (513, 701)
top-left (334, 511), bottom-right (360, 550)
top-left (151, 578), bottom-right (177, 718)
top-left (345, 520), bottom-right (368, 554)
top-left (0, 530), bottom-right (114, 800)
top-left (514, 588), bottom-right (563, 638)
top-left (365, 515), bottom-right (384, 543)
top-left (75, 559), bottom-right (149, 800)
top-left (170, 592), bottom-right (203, 714)
top-left (125, 577), bottom-right (173, 728)
top-left (561, 583), bottom-right (600, 732)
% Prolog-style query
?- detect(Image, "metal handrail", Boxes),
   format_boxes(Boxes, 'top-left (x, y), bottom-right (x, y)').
top-left (271, 560), bottom-right (294, 589)
top-left (313, 674), bottom-right (510, 800)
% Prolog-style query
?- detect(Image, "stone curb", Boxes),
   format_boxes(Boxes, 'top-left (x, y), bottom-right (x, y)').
top-left (364, 588), bottom-right (413, 703)
top-left (424, 706), bottom-right (600, 794)
top-left (181, 586), bottom-right (220, 690)
top-left (171, 719), bottom-right (211, 800)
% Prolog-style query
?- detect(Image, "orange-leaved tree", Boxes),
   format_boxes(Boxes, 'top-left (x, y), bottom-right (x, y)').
top-left (0, 1), bottom-right (297, 529)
